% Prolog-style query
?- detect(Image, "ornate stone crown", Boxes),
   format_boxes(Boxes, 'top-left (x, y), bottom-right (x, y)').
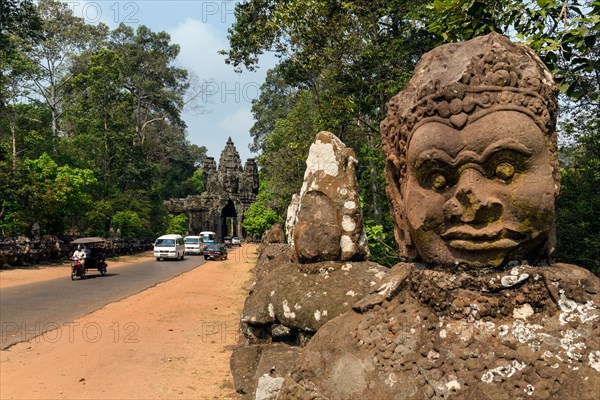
top-left (382, 32), bottom-right (557, 163)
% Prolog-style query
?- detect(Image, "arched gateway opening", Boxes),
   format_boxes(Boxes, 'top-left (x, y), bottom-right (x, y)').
top-left (221, 199), bottom-right (238, 241)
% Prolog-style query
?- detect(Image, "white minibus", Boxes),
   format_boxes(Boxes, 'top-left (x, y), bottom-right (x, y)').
top-left (154, 234), bottom-right (185, 261)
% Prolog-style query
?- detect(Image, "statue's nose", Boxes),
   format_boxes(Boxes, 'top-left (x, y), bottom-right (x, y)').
top-left (443, 169), bottom-right (503, 224)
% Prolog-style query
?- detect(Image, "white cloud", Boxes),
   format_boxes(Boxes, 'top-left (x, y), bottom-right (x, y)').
top-left (169, 18), bottom-right (229, 81)
top-left (61, 2), bottom-right (275, 161)
top-left (170, 18), bottom-right (261, 161)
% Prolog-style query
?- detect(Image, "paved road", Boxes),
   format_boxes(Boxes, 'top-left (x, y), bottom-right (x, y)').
top-left (0, 255), bottom-right (207, 349)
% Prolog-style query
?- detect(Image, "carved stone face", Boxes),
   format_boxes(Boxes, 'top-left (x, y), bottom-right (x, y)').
top-left (223, 174), bottom-right (238, 193)
top-left (404, 111), bottom-right (557, 267)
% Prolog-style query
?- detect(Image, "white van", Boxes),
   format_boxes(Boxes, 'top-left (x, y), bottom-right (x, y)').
top-left (184, 235), bottom-right (203, 255)
top-left (154, 234), bottom-right (185, 261)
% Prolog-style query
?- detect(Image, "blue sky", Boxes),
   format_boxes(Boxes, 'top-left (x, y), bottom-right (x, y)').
top-left (63, 0), bottom-right (276, 162)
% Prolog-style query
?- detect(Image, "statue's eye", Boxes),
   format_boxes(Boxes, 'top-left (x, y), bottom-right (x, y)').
top-left (416, 160), bottom-right (453, 191)
top-left (431, 173), bottom-right (448, 191)
top-left (495, 162), bottom-right (515, 181)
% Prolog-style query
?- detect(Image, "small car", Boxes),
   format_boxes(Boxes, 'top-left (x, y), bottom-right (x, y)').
top-left (203, 244), bottom-right (228, 261)
top-left (231, 237), bottom-right (241, 246)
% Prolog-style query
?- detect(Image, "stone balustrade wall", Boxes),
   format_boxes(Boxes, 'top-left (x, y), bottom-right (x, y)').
top-left (0, 236), bottom-right (155, 267)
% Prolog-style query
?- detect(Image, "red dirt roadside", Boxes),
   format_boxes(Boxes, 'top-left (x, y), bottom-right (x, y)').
top-left (0, 245), bottom-right (256, 399)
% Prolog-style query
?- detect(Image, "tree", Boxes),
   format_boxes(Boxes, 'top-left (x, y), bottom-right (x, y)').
top-left (61, 49), bottom-right (132, 187)
top-left (191, 168), bottom-right (205, 194)
top-left (0, 0), bottom-right (41, 141)
top-left (111, 211), bottom-right (143, 238)
top-left (249, 63), bottom-right (299, 153)
top-left (554, 96), bottom-right (600, 274)
top-left (243, 201), bottom-right (283, 238)
top-left (224, 1), bottom-right (434, 264)
top-left (166, 213), bottom-right (189, 235)
top-left (0, 0), bottom-right (41, 53)
top-left (426, 0), bottom-right (600, 100)
top-left (0, 159), bottom-right (28, 234)
top-left (21, 0), bottom-right (108, 141)
top-left (84, 200), bottom-right (113, 236)
top-left (108, 24), bottom-right (189, 148)
top-left (14, 153), bottom-right (97, 234)
top-left (258, 90), bottom-right (322, 214)
top-left (2, 54), bottom-right (47, 170)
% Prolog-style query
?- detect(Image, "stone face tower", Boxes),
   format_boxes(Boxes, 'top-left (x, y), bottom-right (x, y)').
top-left (164, 138), bottom-right (258, 240)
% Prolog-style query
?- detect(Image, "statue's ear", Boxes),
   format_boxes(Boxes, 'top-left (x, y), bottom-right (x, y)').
top-left (385, 156), bottom-right (417, 260)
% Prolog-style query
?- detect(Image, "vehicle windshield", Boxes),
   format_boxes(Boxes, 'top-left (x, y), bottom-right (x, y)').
top-left (201, 232), bottom-right (216, 243)
top-left (205, 245), bottom-right (221, 251)
top-left (155, 239), bottom-right (175, 247)
top-left (184, 238), bottom-right (199, 244)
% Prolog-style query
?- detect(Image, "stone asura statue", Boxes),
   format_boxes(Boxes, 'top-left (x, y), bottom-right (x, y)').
top-left (277, 33), bottom-right (600, 399)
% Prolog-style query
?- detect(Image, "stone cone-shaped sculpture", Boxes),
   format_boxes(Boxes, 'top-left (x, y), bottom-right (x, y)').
top-left (286, 131), bottom-right (370, 263)
top-left (231, 132), bottom-right (385, 399)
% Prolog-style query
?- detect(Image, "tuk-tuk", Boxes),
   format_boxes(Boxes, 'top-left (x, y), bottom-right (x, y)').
top-left (70, 237), bottom-right (108, 280)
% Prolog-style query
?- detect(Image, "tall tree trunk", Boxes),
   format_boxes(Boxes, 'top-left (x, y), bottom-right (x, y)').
top-left (367, 129), bottom-right (381, 219)
top-left (0, 69), bottom-right (4, 140)
top-left (48, 61), bottom-right (59, 153)
top-left (10, 113), bottom-right (17, 171)
top-left (49, 61), bottom-right (58, 138)
top-left (136, 95), bottom-right (143, 146)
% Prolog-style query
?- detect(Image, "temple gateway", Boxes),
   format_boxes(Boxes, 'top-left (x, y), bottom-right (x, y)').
top-left (164, 137), bottom-right (258, 241)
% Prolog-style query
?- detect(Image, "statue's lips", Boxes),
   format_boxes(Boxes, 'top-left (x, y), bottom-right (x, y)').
top-left (441, 226), bottom-right (526, 251)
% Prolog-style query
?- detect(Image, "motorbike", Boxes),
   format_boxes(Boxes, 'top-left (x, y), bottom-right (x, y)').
top-left (70, 257), bottom-right (87, 280)
top-left (70, 237), bottom-right (108, 280)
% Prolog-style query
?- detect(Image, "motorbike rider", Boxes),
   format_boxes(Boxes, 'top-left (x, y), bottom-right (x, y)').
top-left (72, 245), bottom-right (85, 263)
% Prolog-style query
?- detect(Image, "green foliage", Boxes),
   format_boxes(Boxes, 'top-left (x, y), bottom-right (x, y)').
top-left (111, 211), bottom-right (143, 238)
top-left (191, 168), bottom-right (205, 194)
top-left (0, 160), bottom-right (29, 235)
top-left (243, 201), bottom-right (283, 238)
top-left (0, 153), bottom-right (97, 235)
top-left (225, 0), bottom-right (435, 264)
top-left (0, 3), bottom-right (205, 239)
top-left (166, 213), bottom-right (189, 235)
top-left (108, 23), bottom-right (190, 143)
top-left (21, 0), bottom-right (109, 138)
top-left (364, 223), bottom-right (402, 268)
top-left (0, 0), bottom-right (41, 54)
top-left (554, 99), bottom-right (600, 275)
top-left (258, 90), bottom-right (322, 215)
top-left (84, 200), bottom-right (113, 236)
top-left (427, 0), bottom-right (600, 100)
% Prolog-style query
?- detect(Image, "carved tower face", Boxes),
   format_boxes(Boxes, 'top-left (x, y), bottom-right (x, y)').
top-left (381, 33), bottom-right (560, 267)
